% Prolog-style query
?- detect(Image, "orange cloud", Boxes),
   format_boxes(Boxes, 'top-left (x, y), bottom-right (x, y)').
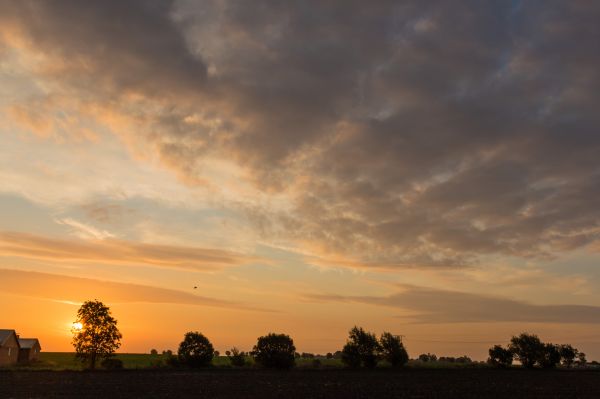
top-left (0, 231), bottom-right (259, 271)
top-left (0, 268), bottom-right (270, 312)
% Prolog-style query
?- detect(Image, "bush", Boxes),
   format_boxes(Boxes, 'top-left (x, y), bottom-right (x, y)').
top-left (177, 331), bottom-right (215, 368)
top-left (488, 345), bottom-right (513, 368)
top-left (166, 354), bottom-right (182, 368)
top-left (341, 326), bottom-right (380, 369)
top-left (379, 332), bottom-right (409, 368)
top-left (227, 347), bottom-right (247, 367)
top-left (100, 358), bottom-right (123, 370)
top-left (509, 333), bottom-right (544, 369)
top-left (252, 333), bottom-right (296, 369)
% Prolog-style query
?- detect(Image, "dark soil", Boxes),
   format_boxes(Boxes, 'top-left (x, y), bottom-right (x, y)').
top-left (1, 368), bottom-right (599, 398)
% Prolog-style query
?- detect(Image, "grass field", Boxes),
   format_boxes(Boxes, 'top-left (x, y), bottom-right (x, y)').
top-left (17, 352), bottom-right (345, 370)
top-left (15, 352), bottom-right (597, 371)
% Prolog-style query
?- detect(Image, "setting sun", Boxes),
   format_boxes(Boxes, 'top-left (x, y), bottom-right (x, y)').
top-left (72, 322), bottom-right (83, 332)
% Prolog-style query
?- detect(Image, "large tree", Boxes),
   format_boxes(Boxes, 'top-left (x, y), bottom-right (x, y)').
top-left (72, 300), bottom-right (122, 370)
top-left (177, 331), bottom-right (214, 368)
top-left (251, 333), bottom-right (296, 369)
top-left (341, 326), bottom-right (381, 369)
top-left (379, 332), bottom-right (409, 368)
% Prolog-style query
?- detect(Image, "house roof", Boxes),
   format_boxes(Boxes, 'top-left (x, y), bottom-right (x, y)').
top-left (0, 329), bottom-right (18, 346)
top-left (18, 338), bottom-right (41, 349)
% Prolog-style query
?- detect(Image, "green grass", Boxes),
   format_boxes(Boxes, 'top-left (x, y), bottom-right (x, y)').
top-left (30, 352), bottom-right (169, 370)
top-left (10, 353), bottom-right (485, 371)
top-left (19, 353), bottom-right (345, 370)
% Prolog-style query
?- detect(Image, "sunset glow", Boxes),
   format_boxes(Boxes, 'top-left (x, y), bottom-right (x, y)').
top-left (1, 1), bottom-right (599, 362)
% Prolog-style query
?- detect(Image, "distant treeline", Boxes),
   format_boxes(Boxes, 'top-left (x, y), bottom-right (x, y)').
top-left (70, 300), bottom-right (594, 371)
top-left (146, 328), bottom-right (592, 371)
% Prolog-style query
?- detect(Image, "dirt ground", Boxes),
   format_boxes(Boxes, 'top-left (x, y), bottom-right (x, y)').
top-left (1, 368), bottom-right (599, 398)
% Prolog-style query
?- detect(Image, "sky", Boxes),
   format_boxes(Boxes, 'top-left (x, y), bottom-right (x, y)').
top-left (1, 1), bottom-right (599, 360)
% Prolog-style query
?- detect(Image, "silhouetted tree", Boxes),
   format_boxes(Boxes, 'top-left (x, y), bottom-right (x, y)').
top-left (539, 343), bottom-right (561, 369)
top-left (559, 344), bottom-right (578, 368)
top-left (418, 353), bottom-right (438, 362)
top-left (379, 332), bottom-right (409, 367)
top-left (252, 333), bottom-right (296, 369)
top-left (150, 349), bottom-right (158, 355)
top-left (509, 333), bottom-right (544, 369)
top-left (488, 345), bottom-right (513, 368)
top-left (227, 347), bottom-right (247, 367)
top-left (576, 352), bottom-right (587, 367)
top-left (72, 300), bottom-right (122, 370)
top-left (326, 352), bottom-right (333, 359)
top-left (177, 331), bottom-right (214, 368)
top-left (162, 349), bottom-right (173, 356)
top-left (341, 326), bottom-right (380, 369)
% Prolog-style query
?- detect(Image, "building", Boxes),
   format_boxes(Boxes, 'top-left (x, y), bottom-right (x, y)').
top-left (18, 338), bottom-right (42, 363)
top-left (0, 329), bottom-right (20, 366)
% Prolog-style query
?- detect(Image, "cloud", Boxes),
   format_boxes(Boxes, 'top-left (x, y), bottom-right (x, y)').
top-left (306, 285), bottom-right (600, 324)
top-left (55, 218), bottom-right (115, 240)
top-left (0, 231), bottom-right (259, 271)
top-left (0, 0), bottom-right (207, 95)
top-left (2, 1), bottom-right (600, 268)
top-left (0, 268), bottom-right (265, 310)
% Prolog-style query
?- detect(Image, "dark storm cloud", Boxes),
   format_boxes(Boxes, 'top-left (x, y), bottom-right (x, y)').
top-left (0, 0), bottom-right (207, 95)
top-left (306, 285), bottom-right (600, 324)
top-left (3, 1), bottom-right (600, 267)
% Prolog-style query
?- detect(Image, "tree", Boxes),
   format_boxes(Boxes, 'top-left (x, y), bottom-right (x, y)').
top-left (341, 326), bottom-right (381, 369)
top-left (72, 300), bottom-right (122, 370)
top-left (488, 345), bottom-right (513, 368)
top-left (559, 344), bottom-right (578, 368)
top-left (177, 331), bottom-right (214, 368)
top-left (227, 347), bottom-right (247, 367)
top-left (379, 332), bottom-right (409, 367)
top-left (509, 333), bottom-right (544, 369)
top-left (539, 343), bottom-right (561, 369)
top-left (576, 352), bottom-right (587, 367)
top-left (418, 353), bottom-right (437, 362)
top-left (252, 333), bottom-right (296, 369)
top-left (150, 349), bottom-right (158, 355)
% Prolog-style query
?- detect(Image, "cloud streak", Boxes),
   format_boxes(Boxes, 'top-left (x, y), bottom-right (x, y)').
top-left (0, 231), bottom-right (259, 271)
top-left (306, 285), bottom-right (600, 324)
top-left (0, 268), bottom-right (267, 311)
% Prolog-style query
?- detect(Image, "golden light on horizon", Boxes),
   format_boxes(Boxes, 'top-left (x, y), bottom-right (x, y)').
top-left (72, 322), bottom-right (83, 332)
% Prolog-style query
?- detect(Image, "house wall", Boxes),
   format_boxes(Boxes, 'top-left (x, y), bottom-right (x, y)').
top-left (0, 334), bottom-right (20, 366)
top-left (29, 342), bottom-right (41, 361)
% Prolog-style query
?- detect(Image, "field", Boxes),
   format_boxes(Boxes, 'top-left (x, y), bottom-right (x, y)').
top-left (1, 368), bottom-right (600, 398)
top-left (15, 352), bottom-right (345, 370)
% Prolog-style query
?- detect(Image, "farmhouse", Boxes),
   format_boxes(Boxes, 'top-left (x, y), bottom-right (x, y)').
top-left (18, 338), bottom-right (42, 363)
top-left (0, 329), bottom-right (20, 366)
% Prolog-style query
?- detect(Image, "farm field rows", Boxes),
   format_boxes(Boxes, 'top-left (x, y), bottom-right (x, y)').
top-left (1, 369), bottom-right (599, 398)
